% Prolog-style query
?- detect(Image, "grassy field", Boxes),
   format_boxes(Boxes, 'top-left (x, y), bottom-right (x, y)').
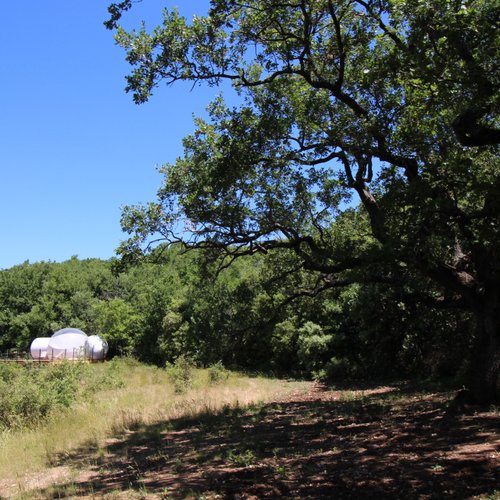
top-left (0, 359), bottom-right (309, 497)
top-left (1, 361), bottom-right (498, 499)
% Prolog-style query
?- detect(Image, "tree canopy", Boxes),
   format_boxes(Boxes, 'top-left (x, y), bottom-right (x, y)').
top-left (0, 249), bottom-right (472, 383)
top-left (107, 0), bottom-right (499, 402)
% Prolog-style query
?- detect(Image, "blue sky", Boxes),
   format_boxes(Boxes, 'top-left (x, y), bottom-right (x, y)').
top-left (0, 0), bottom-right (219, 270)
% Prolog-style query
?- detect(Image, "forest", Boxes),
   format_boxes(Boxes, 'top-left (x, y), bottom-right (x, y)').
top-left (0, 236), bottom-right (471, 383)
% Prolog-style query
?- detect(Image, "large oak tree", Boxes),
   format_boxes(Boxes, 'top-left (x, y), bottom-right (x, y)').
top-left (107, 0), bottom-right (499, 402)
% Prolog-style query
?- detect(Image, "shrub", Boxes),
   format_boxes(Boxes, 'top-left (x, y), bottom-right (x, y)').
top-left (0, 360), bottom-right (126, 430)
top-left (318, 356), bottom-right (352, 381)
top-left (0, 362), bottom-right (22, 383)
top-left (297, 322), bottom-right (333, 376)
top-left (81, 357), bottom-right (126, 398)
top-left (208, 361), bottom-right (229, 384)
top-left (38, 361), bottom-right (84, 407)
top-left (227, 449), bottom-right (255, 467)
top-left (166, 355), bottom-right (195, 393)
top-left (0, 367), bottom-right (55, 428)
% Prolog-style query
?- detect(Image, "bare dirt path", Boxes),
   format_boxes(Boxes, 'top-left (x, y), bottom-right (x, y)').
top-left (6, 382), bottom-right (500, 499)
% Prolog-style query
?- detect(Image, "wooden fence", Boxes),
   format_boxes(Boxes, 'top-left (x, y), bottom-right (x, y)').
top-left (0, 348), bottom-right (105, 364)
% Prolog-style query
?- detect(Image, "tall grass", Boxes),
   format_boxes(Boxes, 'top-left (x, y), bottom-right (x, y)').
top-left (0, 358), bottom-right (306, 486)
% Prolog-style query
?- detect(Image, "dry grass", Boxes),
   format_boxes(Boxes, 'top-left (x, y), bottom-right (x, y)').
top-left (0, 359), bottom-right (308, 496)
top-left (2, 375), bottom-right (498, 499)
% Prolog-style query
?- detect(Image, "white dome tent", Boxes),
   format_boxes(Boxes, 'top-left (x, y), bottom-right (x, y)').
top-left (29, 337), bottom-right (51, 360)
top-left (47, 328), bottom-right (88, 360)
top-left (87, 335), bottom-right (109, 361)
top-left (30, 328), bottom-right (108, 362)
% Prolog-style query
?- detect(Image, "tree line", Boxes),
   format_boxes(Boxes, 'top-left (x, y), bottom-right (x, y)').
top-left (0, 232), bottom-right (471, 382)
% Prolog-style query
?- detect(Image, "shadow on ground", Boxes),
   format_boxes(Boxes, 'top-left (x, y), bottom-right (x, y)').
top-left (40, 384), bottom-right (499, 499)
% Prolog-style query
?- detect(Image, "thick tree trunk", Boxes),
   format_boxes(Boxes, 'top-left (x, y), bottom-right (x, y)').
top-left (467, 287), bottom-right (500, 404)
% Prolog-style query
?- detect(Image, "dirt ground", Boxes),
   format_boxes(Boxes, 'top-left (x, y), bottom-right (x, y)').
top-left (3, 382), bottom-right (500, 499)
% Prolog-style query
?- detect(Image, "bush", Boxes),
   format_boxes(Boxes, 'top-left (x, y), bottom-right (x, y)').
top-left (208, 361), bottom-right (229, 384)
top-left (0, 363), bottom-right (23, 383)
top-left (297, 322), bottom-right (333, 376)
top-left (319, 356), bottom-right (352, 381)
top-left (80, 358), bottom-right (126, 398)
top-left (0, 360), bottom-right (126, 430)
top-left (38, 362), bottom-right (84, 407)
top-left (166, 355), bottom-right (195, 393)
top-left (0, 367), bottom-right (56, 428)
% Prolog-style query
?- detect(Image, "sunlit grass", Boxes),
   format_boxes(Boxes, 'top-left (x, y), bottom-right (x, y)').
top-left (0, 359), bottom-right (307, 493)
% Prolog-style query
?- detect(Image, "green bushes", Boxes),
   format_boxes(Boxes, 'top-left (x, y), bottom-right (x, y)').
top-left (296, 322), bottom-right (333, 379)
top-left (0, 367), bottom-right (53, 429)
top-left (0, 363), bottom-right (76, 429)
top-left (166, 355), bottom-right (195, 393)
top-left (166, 357), bottom-right (230, 393)
top-left (0, 361), bottom-right (124, 430)
top-left (0, 250), bottom-right (474, 387)
top-left (208, 361), bottom-right (229, 384)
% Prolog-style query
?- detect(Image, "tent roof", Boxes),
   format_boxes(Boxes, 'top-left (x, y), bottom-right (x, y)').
top-left (49, 333), bottom-right (88, 350)
top-left (52, 327), bottom-right (87, 338)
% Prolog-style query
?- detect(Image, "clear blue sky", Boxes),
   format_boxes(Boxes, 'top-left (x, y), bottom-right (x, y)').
top-left (0, 0), bottom-right (218, 270)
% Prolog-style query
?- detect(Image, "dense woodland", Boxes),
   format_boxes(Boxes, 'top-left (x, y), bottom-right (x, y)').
top-left (0, 235), bottom-right (471, 382)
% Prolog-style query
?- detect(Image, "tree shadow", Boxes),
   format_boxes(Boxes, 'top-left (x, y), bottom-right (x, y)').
top-left (38, 384), bottom-right (499, 499)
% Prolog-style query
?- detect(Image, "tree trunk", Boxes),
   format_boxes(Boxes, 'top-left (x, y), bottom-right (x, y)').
top-left (467, 286), bottom-right (500, 404)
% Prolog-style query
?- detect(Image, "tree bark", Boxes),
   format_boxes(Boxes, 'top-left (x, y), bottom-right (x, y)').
top-left (467, 285), bottom-right (500, 404)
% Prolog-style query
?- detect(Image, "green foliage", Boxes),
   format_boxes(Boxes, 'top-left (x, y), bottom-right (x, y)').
top-left (227, 448), bottom-right (256, 467)
top-left (166, 355), bottom-right (195, 393)
top-left (208, 361), bottom-right (229, 384)
top-left (0, 362), bottom-right (22, 383)
top-left (296, 322), bottom-right (333, 377)
top-left (80, 357), bottom-right (126, 396)
top-left (108, 0), bottom-right (500, 402)
top-left (0, 361), bottom-right (125, 430)
top-left (0, 370), bottom-right (54, 429)
top-left (93, 298), bottom-right (140, 356)
top-left (0, 243), bottom-right (476, 387)
top-left (37, 362), bottom-right (83, 408)
top-left (270, 320), bottom-right (299, 374)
